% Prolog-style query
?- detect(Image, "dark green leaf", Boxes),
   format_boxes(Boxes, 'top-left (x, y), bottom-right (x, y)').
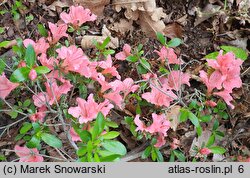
top-left (79, 130), bottom-right (92, 143)
top-left (209, 146), bottom-right (226, 154)
top-left (34, 66), bottom-right (50, 74)
top-left (0, 58), bottom-right (5, 74)
top-left (102, 140), bottom-right (127, 156)
top-left (141, 146), bottom-right (152, 159)
top-left (220, 46), bottom-right (248, 61)
top-left (0, 41), bottom-right (10, 48)
top-left (136, 63), bottom-right (148, 74)
top-left (140, 58), bottom-right (151, 70)
top-left (155, 148), bottom-right (164, 162)
top-left (204, 52), bottom-right (219, 59)
top-left (26, 135), bottom-right (40, 148)
top-left (37, 24), bottom-right (48, 37)
top-left (206, 134), bottom-right (215, 147)
top-left (126, 56), bottom-right (138, 62)
top-left (188, 111), bottom-right (200, 127)
top-left (10, 67), bottom-right (30, 83)
top-left (25, 45), bottom-right (36, 67)
top-left (20, 122), bottom-right (32, 134)
top-left (100, 37), bottom-right (111, 50)
top-left (173, 150), bottom-right (186, 162)
top-left (102, 131), bottom-right (120, 140)
top-left (100, 154), bottom-right (121, 162)
top-left (212, 119), bottom-right (219, 131)
top-left (179, 109), bottom-right (189, 122)
top-left (167, 38), bottom-right (182, 47)
top-left (200, 115), bottom-right (212, 122)
top-left (92, 112), bottom-right (105, 140)
top-left (156, 32), bottom-right (166, 45)
top-left (41, 133), bottom-right (62, 148)
top-left (23, 99), bottom-right (31, 107)
top-left (32, 122), bottom-right (41, 133)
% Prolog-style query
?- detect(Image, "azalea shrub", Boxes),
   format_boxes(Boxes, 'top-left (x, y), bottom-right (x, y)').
top-left (0, 5), bottom-right (248, 162)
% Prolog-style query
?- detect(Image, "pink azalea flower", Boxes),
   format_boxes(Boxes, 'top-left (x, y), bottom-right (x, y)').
top-left (154, 46), bottom-right (181, 64)
top-left (167, 70), bottom-right (190, 91)
top-left (98, 55), bottom-right (121, 79)
top-left (69, 128), bottom-right (81, 142)
top-left (68, 94), bottom-right (113, 124)
top-left (78, 62), bottom-right (98, 79)
top-left (115, 44), bottom-right (131, 61)
top-left (48, 22), bottom-right (68, 44)
top-left (142, 84), bottom-right (177, 107)
top-left (103, 91), bottom-right (123, 109)
top-left (18, 61), bottom-right (26, 68)
top-left (23, 38), bottom-right (49, 55)
top-left (170, 138), bottom-right (180, 150)
top-left (206, 51), bottom-right (243, 92)
top-left (146, 113), bottom-right (170, 136)
top-left (154, 133), bottom-right (166, 148)
top-left (199, 148), bottom-right (211, 155)
top-left (199, 70), bottom-right (224, 94)
top-left (38, 54), bottom-right (59, 70)
top-left (29, 106), bottom-right (47, 122)
top-left (205, 100), bottom-right (217, 107)
top-left (56, 45), bottom-right (89, 73)
top-left (214, 90), bottom-right (234, 109)
top-left (33, 92), bottom-right (48, 107)
top-left (109, 78), bottom-right (139, 97)
top-left (60, 6), bottom-right (97, 27)
top-left (134, 114), bottom-right (147, 132)
top-left (44, 79), bottom-right (73, 105)
top-left (29, 69), bottom-right (37, 81)
top-left (14, 145), bottom-right (43, 162)
top-left (96, 73), bottom-right (112, 93)
top-left (0, 73), bottom-right (19, 99)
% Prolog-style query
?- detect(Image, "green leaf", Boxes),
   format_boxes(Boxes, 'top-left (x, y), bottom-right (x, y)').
top-left (179, 109), bottom-right (189, 122)
top-left (92, 112), bottom-right (105, 140)
top-left (32, 122), bottom-right (41, 133)
top-left (23, 99), bottom-right (31, 107)
top-left (102, 140), bottom-right (127, 156)
top-left (0, 41), bottom-right (10, 48)
top-left (0, 27), bottom-right (4, 34)
top-left (156, 32), bottom-right (166, 45)
top-left (0, 58), bottom-right (6, 74)
top-left (200, 115), bottom-right (212, 122)
top-left (209, 146), bottom-right (226, 154)
top-left (140, 58), bottom-right (151, 70)
top-left (77, 146), bottom-right (87, 156)
top-left (141, 146), bottom-right (152, 159)
top-left (0, 155), bottom-right (6, 161)
top-left (206, 134), bottom-right (215, 147)
top-left (220, 46), bottom-right (248, 61)
top-left (100, 37), bottom-right (111, 50)
top-left (26, 135), bottom-right (40, 148)
top-left (105, 121), bottom-right (119, 128)
top-left (212, 119), bottom-right (219, 131)
top-left (34, 66), bottom-right (50, 74)
top-left (173, 150), bottom-right (186, 162)
top-left (10, 67), bottom-right (30, 82)
top-left (25, 45), bottom-right (36, 67)
top-left (78, 84), bottom-right (88, 99)
top-left (136, 63), bottom-right (148, 74)
top-left (79, 130), bottom-right (92, 143)
top-left (204, 52), bottom-right (219, 59)
top-left (41, 133), bottom-right (62, 148)
top-left (196, 125), bottom-right (202, 137)
top-left (20, 122), bottom-right (32, 134)
top-left (102, 131), bottom-right (120, 140)
top-left (126, 56), bottom-right (138, 63)
top-left (155, 148), bottom-right (164, 162)
top-left (37, 24), bottom-right (48, 37)
top-left (188, 111), bottom-right (200, 127)
top-left (8, 110), bottom-right (18, 119)
top-left (167, 38), bottom-right (182, 47)
top-left (100, 154), bottom-right (121, 162)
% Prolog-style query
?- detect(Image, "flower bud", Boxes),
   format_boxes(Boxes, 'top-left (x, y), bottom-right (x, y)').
top-left (29, 69), bottom-right (37, 81)
top-left (200, 148), bottom-right (211, 155)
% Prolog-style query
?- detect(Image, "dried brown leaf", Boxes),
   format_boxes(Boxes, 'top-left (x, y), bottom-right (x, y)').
top-left (165, 105), bottom-right (181, 131)
top-left (163, 22), bottom-right (183, 39)
top-left (109, 19), bottom-right (134, 34)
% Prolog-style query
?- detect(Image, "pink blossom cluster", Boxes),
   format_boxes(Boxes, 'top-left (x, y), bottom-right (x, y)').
top-left (141, 71), bottom-right (190, 107)
top-left (200, 51), bottom-right (243, 109)
top-left (134, 113), bottom-right (171, 148)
